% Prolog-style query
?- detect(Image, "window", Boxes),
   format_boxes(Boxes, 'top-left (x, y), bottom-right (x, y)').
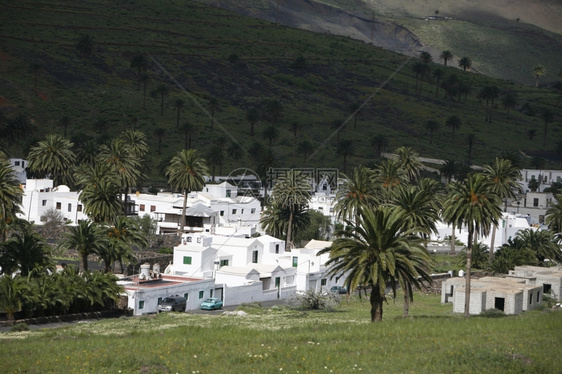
top-left (232, 209), bottom-right (237, 215)
top-left (275, 277), bottom-right (281, 287)
top-left (150, 205), bottom-right (156, 212)
top-left (77, 204), bottom-right (82, 212)
top-left (42, 200), bottom-right (47, 206)
top-left (210, 289), bottom-right (213, 298)
top-left (68, 203), bottom-right (72, 212)
top-left (199, 291), bottom-right (204, 299)
top-left (184, 293), bottom-right (189, 301)
top-left (275, 244), bottom-right (279, 254)
top-left (158, 297), bottom-right (163, 305)
top-left (529, 293), bottom-right (532, 305)
top-left (543, 284), bottom-right (552, 294)
top-left (321, 279), bottom-right (327, 286)
top-left (15, 161), bottom-right (20, 166)
top-left (220, 211), bottom-right (224, 216)
top-left (536, 292), bottom-right (540, 302)
top-left (220, 259), bottom-right (229, 267)
top-left (56, 202), bottom-right (61, 210)
top-left (533, 198), bottom-right (539, 207)
top-left (252, 250), bottom-right (258, 264)
top-left (251, 208), bottom-right (256, 214)
top-left (241, 209), bottom-right (244, 214)
top-left (183, 256), bottom-right (192, 265)
top-left (226, 189), bottom-right (231, 197)
top-left (140, 204), bottom-right (145, 212)
top-left (292, 257), bottom-right (298, 268)
top-left (139, 300), bottom-right (145, 309)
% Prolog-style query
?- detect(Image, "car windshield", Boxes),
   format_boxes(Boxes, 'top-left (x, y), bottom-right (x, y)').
top-left (162, 298), bottom-right (176, 303)
top-left (203, 299), bottom-right (214, 303)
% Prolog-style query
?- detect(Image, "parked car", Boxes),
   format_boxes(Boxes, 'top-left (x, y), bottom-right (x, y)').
top-left (330, 286), bottom-right (347, 294)
top-left (200, 298), bottom-right (223, 310)
top-left (158, 295), bottom-right (186, 312)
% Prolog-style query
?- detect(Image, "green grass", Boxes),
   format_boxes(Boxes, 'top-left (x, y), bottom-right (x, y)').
top-left (1, 294), bottom-right (561, 373)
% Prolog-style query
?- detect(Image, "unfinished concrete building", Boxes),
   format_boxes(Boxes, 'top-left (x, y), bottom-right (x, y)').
top-left (508, 266), bottom-right (562, 301)
top-left (441, 276), bottom-right (543, 315)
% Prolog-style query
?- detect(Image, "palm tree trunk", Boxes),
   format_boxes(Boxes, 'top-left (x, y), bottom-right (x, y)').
top-left (370, 285), bottom-right (384, 322)
top-left (403, 283), bottom-right (411, 317)
top-left (450, 222), bottom-right (456, 255)
top-left (464, 228), bottom-right (473, 318)
top-left (179, 190), bottom-right (188, 236)
top-left (80, 251), bottom-right (88, 273)
top-left (489, 225), bottom-right (497, 264)
top-left (286, 210), bottom-right (293, 251)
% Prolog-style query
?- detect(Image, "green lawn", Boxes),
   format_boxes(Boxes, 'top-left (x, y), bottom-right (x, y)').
top-left (2, 294), bottom-right (560, 373)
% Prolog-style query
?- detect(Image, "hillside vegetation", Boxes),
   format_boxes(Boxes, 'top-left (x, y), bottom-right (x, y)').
top-left (0, 0), bottom-right (560, 186)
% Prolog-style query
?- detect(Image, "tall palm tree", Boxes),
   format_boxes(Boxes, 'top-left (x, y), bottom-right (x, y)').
top-left (27, 134), bottom-right (76, 186)
top-left (336, 139), bottom-right (354, 175)
top-left (173, 99), bottom-right (185, 128)
top-left (119, 129), bottom-right (149, 159)
top-left (154, 84), bottom-right (169, 116)
top-left (394, 146), bottom-right (422, 184)
top-left (289, 121), bottom-right (302, 146)
top-left (58, 220), bottom-right (106, 273)
top-left (424, 120), bottom-right (440, 144)
top-left (482, 158), bottom-right (523, 261)
top-left (138, 73), bottom-right (150, 109)
top-left (246, 107), bottom-right (259, 136)
top-left (166, 149), bottom-right (208, 235)
top-left (297, 140), bottom-right (313, 160)
top-left (79, 176), bottom-right (123, 225)
top-left (540, 108), bottom-right (554, 147)
top-left (0, 226), bottom-right (53, 277)
top-left (432, 68), bottom-right (444, 97)
top-left (105, 216), bottom-right (146, 273)
top-left (130, 53), bottom-right (149, 77)
top-left (262, 98), bottom-right (284, 126)
top-left (75, 139), bottom-right (99, 167)
top-left (262, 125), bottom-right (279, 148)
top-left (180, 122), bottom-right (195, 150)
top-left (0, 159), bottom-right (23, 242)
top-left (370, 134), bottom-right (389, 158)
top-left (154, 127), bottom-right (166, 155)
top-left (319, 207), bottom-right (429, 322)
top-left (29, 62), bottom-right (43, 90)
top-left (419, 51), bottom-right (433, 64)
top-left (334, 166), bottom-right (377, 228)
top-left (439, 50), bottom-right (453, 66)
top-left (208, 97), bottom-right (219, 129)
top-left (458, 56), bottom-right (472, 71)
top-left (442, 173), bottom-right (502, 317)
top-left (373, 159), bottom-right (406, 203)
top-left (531, 65), bottom-right (546, 87)
top-left (268, 170), bottom-right (311, 249)
top-left (445, 115), bottom-right (461, 142)
top-left (75, 34), bottom-right (94, 57)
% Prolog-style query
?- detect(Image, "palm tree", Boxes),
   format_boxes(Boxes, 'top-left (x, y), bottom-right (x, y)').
top-left (58, 220), bottom-right (107, 273)
top-left (262, 98), bottom-right (284, 126)
top-left (424, 120), bottom-right (440, 144)
top-left (482, 158), bottom-right (523, 261)
top-left (531, 65), bottom-right (546, 87)
top-left (207, 144), bottom-right (224, 182)
top-left (439, 50), bottom-right (453, 66)
top-left (166, 149), bottom-right (208, 235)
top-left (546, 195), bottom-right (562, 233)
top-left (29, 62), bottom-right (43, 90)
top-left (540, 108), bottom-right (554, 147)
top-left (374, 159), bottom-right (406, 202)
top-left (442, 174), bottom-right (502, 317)
top-left (501, 91), bottom-right (518, 114)
top-left (394, 146), bottom-right (422, 183)
top-left (514, 228), bottom-right (562, 265)
top-left (79, 176), bottom-right (123, 225)
top-left (27, 134), bottom-right (75, 186)
top-left (370, 134), bottom-right (389, 158)
top-left (467, 133), bottom-right (476, 164)
top-left (334, 166), bottom-right (377, 229)
top-left (439, 159), bottom-right (457, 183)
top-left (246, 107), bottom-right (259, 136)
top-left (348, 102), bottom-right (362, 129)
top-left (432, 68), bottom-right (444, 97)
top-left (154, 127), bottom-right (166, 155)
top-left (208, 97), bottom-right (219, 129)
top-left (227, 142), bottom-right (244, 161)
top-left (445, 115), bottom-right (461, 142)
top-left (267, 170), bottom-right (311, 249)
top-left (297, 140), bottom-right (313, 159)
top-left (319, 207), bottom-right (429, 322)
top-left (412, 62), bottom-right (430, 93)
top-left (441, 74), bottom-right (460, 101)
top-left (262, 125), bottom-right (279, 148)
top-left (59, 115), bottom-right (71, 138)
top-left (119, 129), bottom-right (149, 159)
top-left (419, 51), bottom-right (433, 64)
top-left (75, 34), bottom-right (94, 56)
top-left (138, 73), bottom-right (150, 109)
top-left (458, 56), bottom-right (472, 71)
top-left (478, 86), bottom-right (500, 123)
top-left (75, 138), bottom-right (99, 167)
top-left (173, 99), bottom-right (185, 128)
top-left (336, 139), bottom-right (354, 174)
top-left (154, 84), bottom-right (169, 116)
top-left (180, 122), bottom-right (195, 150)
top-left (0, 159), bottom-right (23, 242)
top-left (130, 53), bottom-right (149, 77)
top-left (0, 275), bottom-right (31, 321)
top-left (289, 121), bottom-right (302, 146)
top-left (0, 225), bottom-right (53, 277)
top-left (107, 216), bottom-right (146, 273)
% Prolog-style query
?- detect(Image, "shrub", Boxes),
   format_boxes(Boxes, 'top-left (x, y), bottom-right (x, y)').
top-left (290, 290), bottom-right (340, 311)
top-left (158, 247), bottom-right (172, 254)
top-left (10, 323), bottom-right (29, 332)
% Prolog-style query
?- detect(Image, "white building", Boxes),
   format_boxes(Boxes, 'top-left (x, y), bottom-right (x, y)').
top-left (8, 158), bottom-right (27, 184)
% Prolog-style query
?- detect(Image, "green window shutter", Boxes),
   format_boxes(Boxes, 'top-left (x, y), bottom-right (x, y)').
top-left (199, 291), bottom-right (204, 299)
top-left (183, 256), bottom-right (192, 265)
top-left (139, 300), bottom-right (145, 309)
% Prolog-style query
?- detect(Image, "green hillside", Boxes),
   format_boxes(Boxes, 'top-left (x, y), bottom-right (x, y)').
top-left (0, 0), bottom-right (560, 186)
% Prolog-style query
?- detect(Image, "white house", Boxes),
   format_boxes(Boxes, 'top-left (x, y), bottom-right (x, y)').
top-left (9, 158), bottom-right (27, 184)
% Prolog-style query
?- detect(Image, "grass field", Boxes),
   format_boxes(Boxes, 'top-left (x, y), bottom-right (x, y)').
top-left (1, 293), bottom-right (561, 373)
